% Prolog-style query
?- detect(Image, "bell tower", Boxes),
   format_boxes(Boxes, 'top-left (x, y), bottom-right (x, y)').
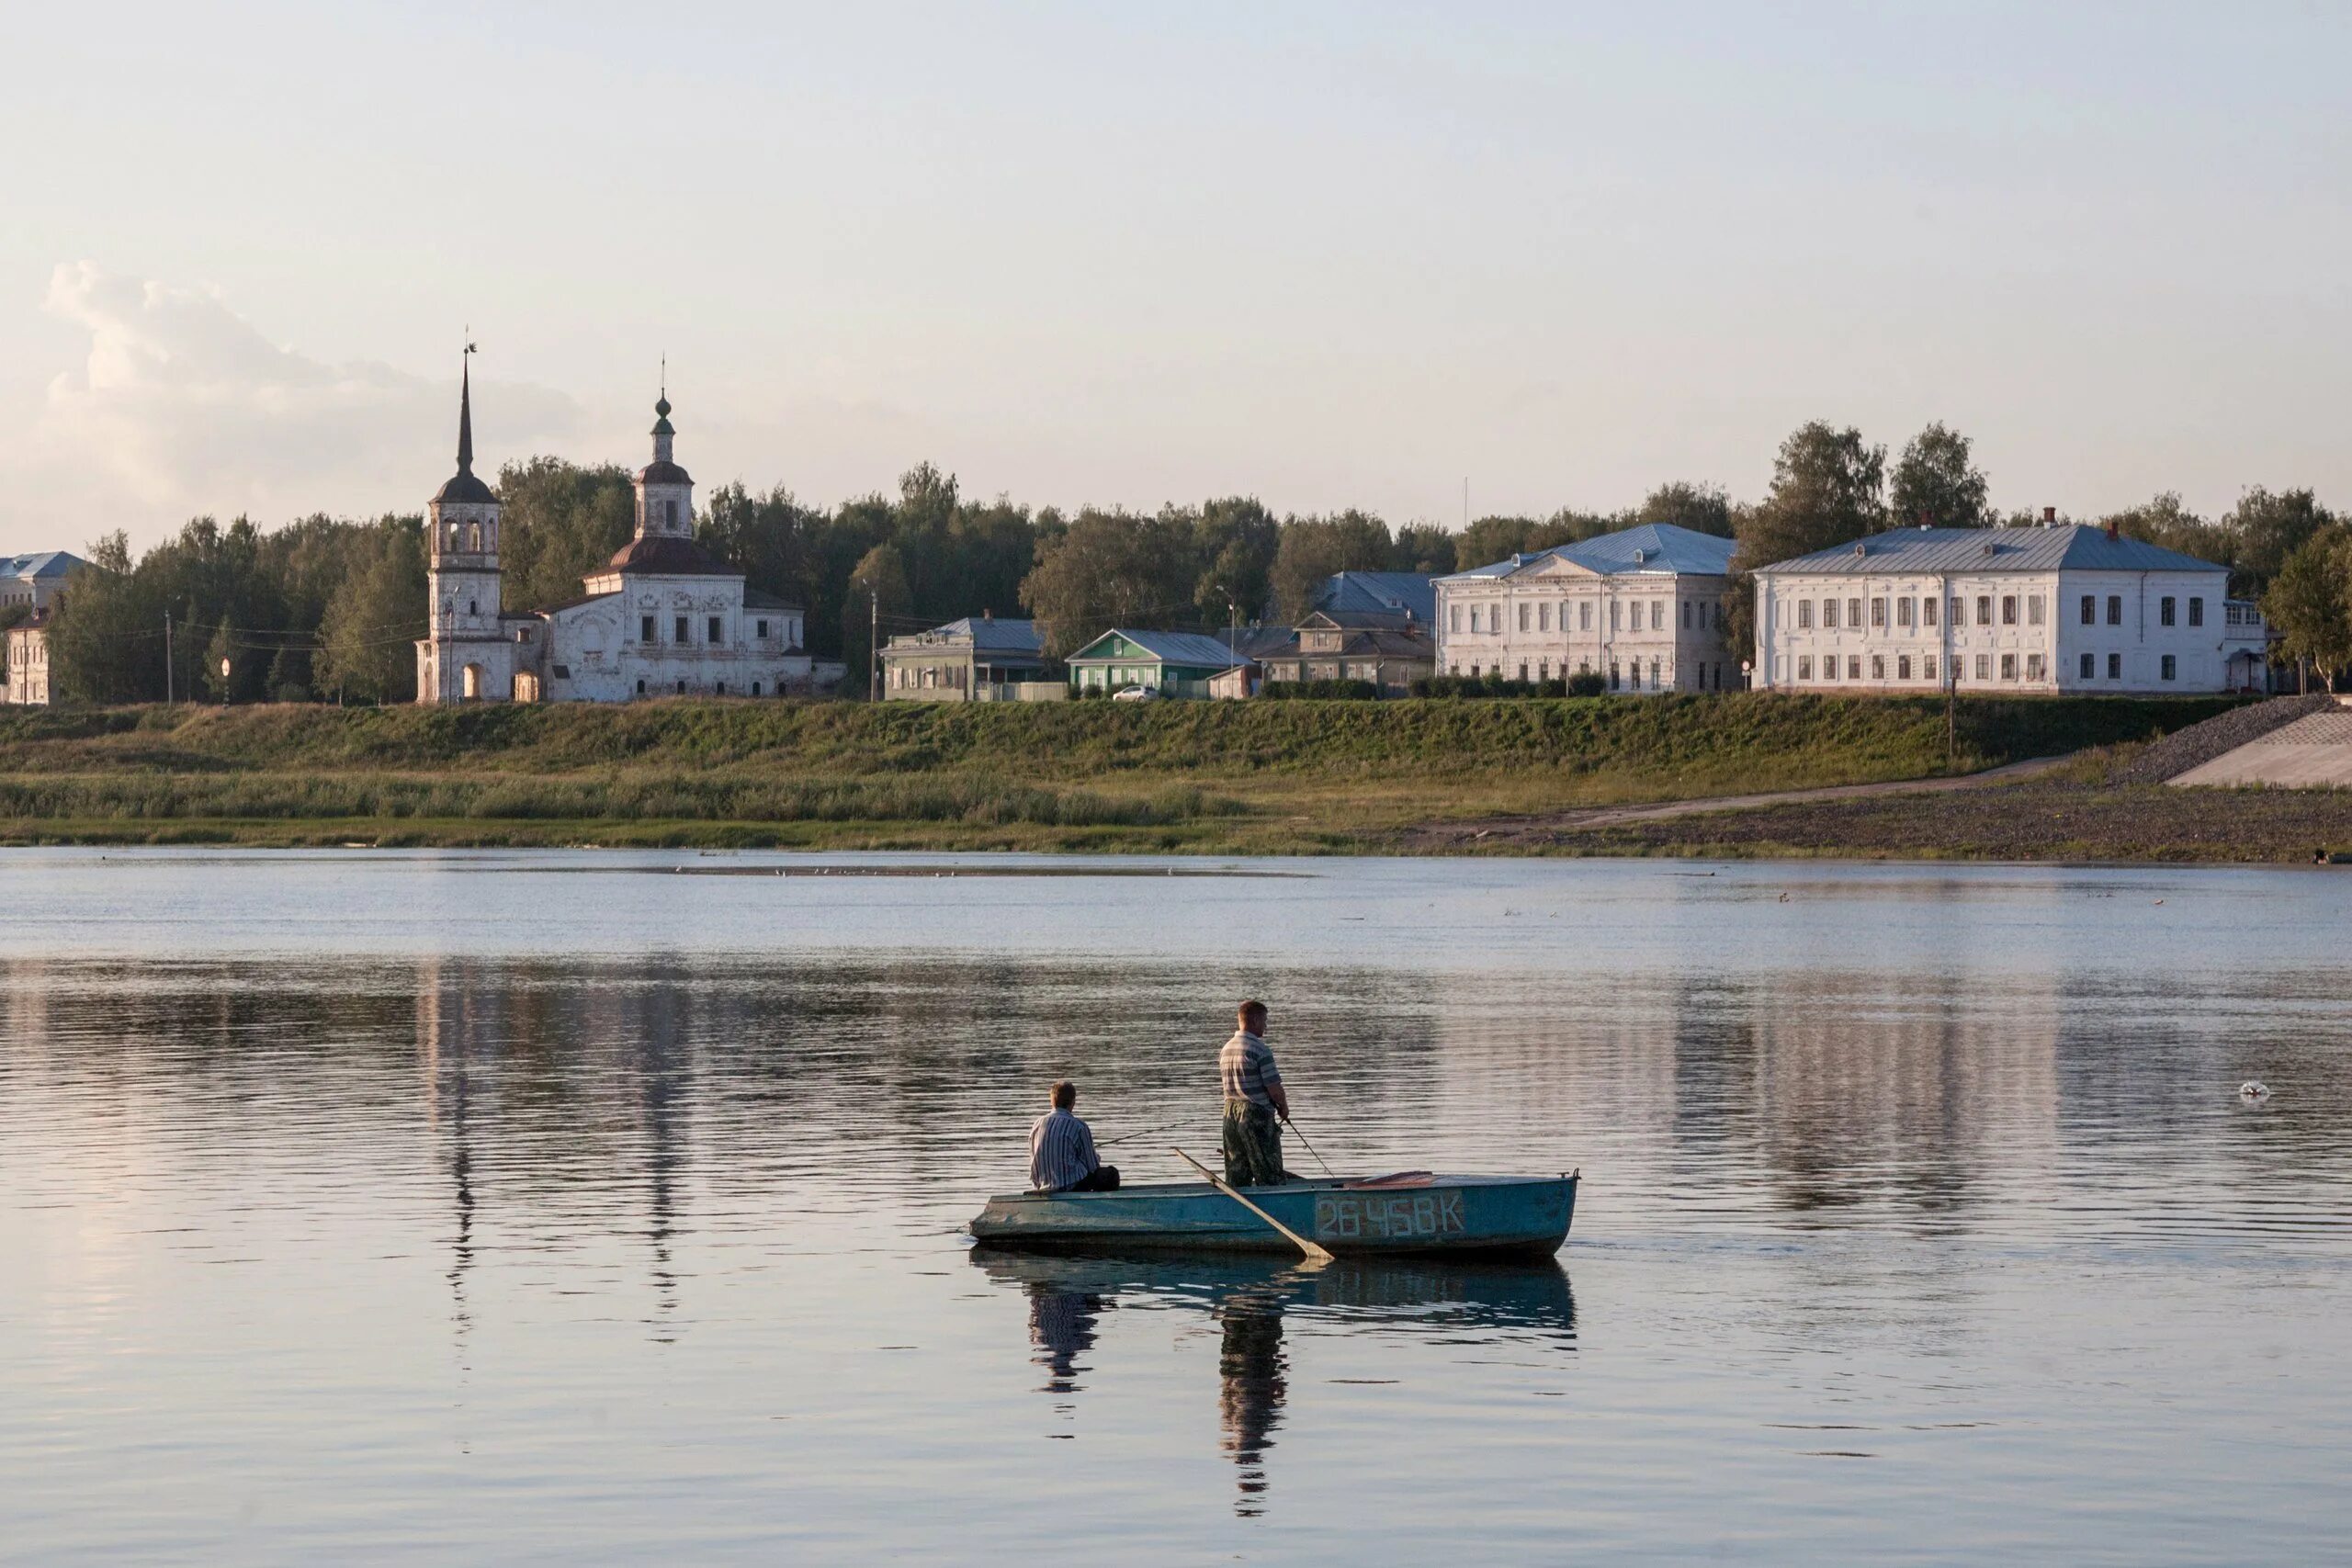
top-left (632, 374), bottom-right (695, 538)
top-left (416, 348), bottom-right (508, 701)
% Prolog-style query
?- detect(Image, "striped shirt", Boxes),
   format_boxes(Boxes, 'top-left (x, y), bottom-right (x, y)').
top-left (1218, 1031), bottom-right (1282, 1106)
top-left (1028, 1108), bottom-right (1102, 1192)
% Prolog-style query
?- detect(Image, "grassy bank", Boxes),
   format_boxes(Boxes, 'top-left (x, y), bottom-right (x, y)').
top-left (0, 694), bottom-right (2243, 853)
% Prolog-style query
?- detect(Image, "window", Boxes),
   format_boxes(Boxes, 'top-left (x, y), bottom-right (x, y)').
top-left (715, 682), bottom-right (726, 695)
top-left (1896, 597), bottom-right (1914, 628)
top-left (1579, 602), bottom-right (1592, 631)
top-left (467, 599), bottom-right (477, 616)
top-left (1518, 603), bottom-right (1530, 633)
top-left (1610, 602), bottom-right (1621, 632)
top-left (1848, 597), bottom-right (1862, 629)
top-left (2081, 595), bottom-right (2097, 626)
top-left (1650, 658), bottom-right (1661, 687)
top-left (1949, 596), bottom-right (1962, 626)
top-left (1713, 603), bottom-right (1724, 630)
top-left (2080, 652), bottom-right (2095, 679)
top-left (2108, 594), bottom-right (2122, 626)
top-left (1976, 596), bottom-right (1993, 626)
top-left (1848, 656), bottom-right (1861, 680)
top-left (1467, 605), bottom-right (1479, 634)
top-left (636, 678), bottom-right (646, 694)
top-left (2161, 654), bottom-right (2177, 681)
top-left (675, 615), bottom-right (690, 644)
top-left (1681, 601), bottom-right (1691, 630)
top-left (1897, 655), bottom-right (1912, 680)
top-left (676, 680), bottom-right (686, 694)
top-left (1923, 655), bottom-right (1938, 682)
top-left (641, 615), bottom-right (656, 643)
top-left (1519, 662), bottom-right (1530, 682)
top-left (2160, 596), bottom-right (2177, 626)
top-left (1610, 662), bottom-right (1621, 690)
top-left (1871, 655), bottom-right (1885, 679)
top-left (2028, 594), bottom-right (2045, 626)
top-left (1822, 655), bottom-right (1836, 681)
top-left (2188, 596), bottom-right (2204, 627)
top-left (1798, 655), bottom-right (1813, 681)
top-left (1823, 599), bottom-right (1839, 630)
top-left (1974, 653), bottom-right (1991, 681)
top-left (708, 615), bottom-right (723, 643)
top-left (2001, 595), bottom-right (2018, 626)
top-left (663, 499), bottom-right (677, 527)
top-left (2026, 654), bottom-right (2045, 682)
top-left (1449, 604), bottom-right (1461, 634)
top-left (2001, 652), bottom-right (2018, 681)
top-left (1652, 601), bottom-right (1665, 630)
top-left (1923, 597), bottom-right (1938, 627)
top-left (756, 619), bottom-right (770, 638)
top-left (752, 682), bottom-right (763, 696)
top-left (1871, 598), bottom-right (1887, 628)
top-left (2109, 652), bottom-right (2121, 680)
top-left (1798, 600), bottom-right (1814, 629)
top-left (1540, 603), bottom-right (1552, 632)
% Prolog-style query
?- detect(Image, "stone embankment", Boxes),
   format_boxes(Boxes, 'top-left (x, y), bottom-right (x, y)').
top-left (2111, 694), bottom-right (2336, 784)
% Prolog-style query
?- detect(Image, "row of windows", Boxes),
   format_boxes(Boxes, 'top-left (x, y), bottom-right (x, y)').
top-left (1792, 592), bottom-right (2210, 633)
top-left (1453, 658), bottom-right (1732, 691)
top-left (441, 522), bottom-right (493, 553)
top-left (1452, 598), bottom-right (1724, 635)
top-left (1792, 650), bottom-right (2182, 683)
top-left (636, 615), bottom-right (779, 645)
top-left (629, 678), bottom-right (777, 695)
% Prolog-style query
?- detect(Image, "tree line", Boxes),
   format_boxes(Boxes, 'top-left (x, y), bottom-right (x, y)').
top-left (35, 419), bottom-right (2344, 703)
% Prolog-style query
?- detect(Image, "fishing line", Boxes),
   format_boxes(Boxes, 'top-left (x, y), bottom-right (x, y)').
top-left (1283, 1115), bottom-right (1339, 1179)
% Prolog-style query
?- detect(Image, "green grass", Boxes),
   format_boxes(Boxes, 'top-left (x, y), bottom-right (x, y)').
top-left (0, 694), bottom-right (2241, 852)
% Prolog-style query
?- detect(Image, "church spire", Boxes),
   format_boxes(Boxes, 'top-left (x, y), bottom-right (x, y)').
top-left (457, 349), bottom-right (476, 474)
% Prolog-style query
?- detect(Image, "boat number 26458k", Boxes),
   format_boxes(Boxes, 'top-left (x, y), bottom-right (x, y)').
top-left (1314, 1190), bottom-right (1467, 1241)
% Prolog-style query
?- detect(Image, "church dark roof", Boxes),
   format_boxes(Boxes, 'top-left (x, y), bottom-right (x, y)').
top-left (637, 459), bottom-right (694, 486)
top-left (605, 534), bottom-right (740, 576)
top-left (435, 355), bottom-right (498, 505)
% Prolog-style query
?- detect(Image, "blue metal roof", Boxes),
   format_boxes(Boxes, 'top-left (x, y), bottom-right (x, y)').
top-left (925, 615), bottom-right (1046, 655)
top-left (0, 550), bottom-right (87, 581)
top-left (1444, 523), bottom-right (1735, 581)
top-left (1313, 570), bottom-right (1436, 622)
top-left (1755, 524), bottom-right (2225, 577)
top-left (1068, 627), bottom-right (1248, 669)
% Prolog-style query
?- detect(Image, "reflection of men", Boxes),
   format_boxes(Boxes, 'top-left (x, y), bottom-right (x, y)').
top-left (1030, 1080), bottom-right (1120, 1193)
top-left (1219, 1000), bottom-right (1290, 1187)
top-left (1217, 1285), bottom-right (1287, 1516)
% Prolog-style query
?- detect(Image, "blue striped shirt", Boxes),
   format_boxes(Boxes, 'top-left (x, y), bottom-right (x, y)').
top-left (1218, 1031), bottom-right (1282, 1106)
top-left (1029, 1108), bottom-right (1102, 1192)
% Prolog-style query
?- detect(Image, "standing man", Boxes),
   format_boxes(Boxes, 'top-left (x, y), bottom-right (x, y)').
top-left (1219, 999), bottom-right (1291, 1187)
top-left (1030, 1080), bottom-right (1120, 1193)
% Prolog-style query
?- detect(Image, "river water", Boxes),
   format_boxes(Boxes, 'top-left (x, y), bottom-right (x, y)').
top-left (4, 849), bottom-right (2349, 1563)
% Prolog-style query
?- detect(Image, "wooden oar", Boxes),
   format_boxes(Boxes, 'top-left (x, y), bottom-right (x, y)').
top-left (1173, 1147), bottom-right (1334, 1266)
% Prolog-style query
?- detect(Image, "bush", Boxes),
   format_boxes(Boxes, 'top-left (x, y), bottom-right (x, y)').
top-left (1260, 679), bottom-right (1379, 701)
top-left (1564, 671), bottom-right (1608, 697)
top-left (1409, 675), bottom-right (1575, 699)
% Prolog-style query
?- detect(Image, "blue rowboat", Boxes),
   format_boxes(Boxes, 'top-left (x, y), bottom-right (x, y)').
top-left (969, 1171), bottom-right (1577, 1258)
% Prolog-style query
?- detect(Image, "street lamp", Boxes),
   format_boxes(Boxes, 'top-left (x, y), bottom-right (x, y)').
top-left (220, 655), bottom-right (232, 707)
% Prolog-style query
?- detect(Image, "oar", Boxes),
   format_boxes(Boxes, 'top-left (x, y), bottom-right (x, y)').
top-left (1173, 1147), bottom-right (1334, 1267)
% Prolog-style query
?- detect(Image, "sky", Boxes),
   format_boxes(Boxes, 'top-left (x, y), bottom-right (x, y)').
top-left (5, 1), bottom-right (2347, 550)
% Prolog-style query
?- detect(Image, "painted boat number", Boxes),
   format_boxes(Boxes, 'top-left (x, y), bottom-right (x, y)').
top-left (1314, 1190), bottom-right (1466, 1241)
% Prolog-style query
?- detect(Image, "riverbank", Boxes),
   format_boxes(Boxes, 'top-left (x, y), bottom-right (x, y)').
top-left (0, 694), bottom-right (2287, 857)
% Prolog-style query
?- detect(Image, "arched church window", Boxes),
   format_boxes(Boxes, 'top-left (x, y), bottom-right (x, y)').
top-left (467, 523), bottom-right (482, 552)
top-left (468, 600), bottom-right (478, 616)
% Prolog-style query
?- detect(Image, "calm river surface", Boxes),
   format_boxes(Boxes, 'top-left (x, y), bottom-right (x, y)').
top-left (5, 849), bottom-right (2350, 1563)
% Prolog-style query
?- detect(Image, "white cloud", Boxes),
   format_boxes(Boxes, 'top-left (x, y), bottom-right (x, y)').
top-left (11, 262), bottom-right (580, 540)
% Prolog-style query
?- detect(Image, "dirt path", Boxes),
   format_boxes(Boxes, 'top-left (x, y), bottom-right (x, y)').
top-left (1405, 754), bottom-right (2074, 849)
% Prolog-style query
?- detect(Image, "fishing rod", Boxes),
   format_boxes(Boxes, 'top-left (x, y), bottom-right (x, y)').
top-left (1282, 1114), bottom-right (1339, 1179)
top-left (1098, 1117), bottom-right (1196, 1148)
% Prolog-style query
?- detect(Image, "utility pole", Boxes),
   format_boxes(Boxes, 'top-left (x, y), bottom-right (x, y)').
top-left (869, 586), bottom-right (880, 702)
top-left (164, 613), bottom-right (174, 705)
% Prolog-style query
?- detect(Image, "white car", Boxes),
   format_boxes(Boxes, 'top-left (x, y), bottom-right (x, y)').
top-left (1111, 685), bottom-right (1159, 702)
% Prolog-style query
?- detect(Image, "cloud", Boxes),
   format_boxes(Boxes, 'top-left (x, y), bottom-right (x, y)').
top-left (14, 262), bottom-right (580, 537)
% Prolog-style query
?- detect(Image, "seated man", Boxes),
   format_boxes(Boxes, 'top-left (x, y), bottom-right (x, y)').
top-left (1030, 1079), bottom-right (1120, 1193)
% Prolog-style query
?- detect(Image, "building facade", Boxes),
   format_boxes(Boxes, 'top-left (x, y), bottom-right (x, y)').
top-left (880, 615), bottom-right (1050, 699)
top-left (1434, 524), bottom-right (1739, 692)
top-left (1065, 629), bottom-right (1247, 696)
top-left (1753, 522), bottom-right (2259, 694)
top-left (1247, 570), bottom-right (1438, 694)
top-left (416, 367), bottom-right (838, 704)
top-left (4, 609), bottom-right (52, 705)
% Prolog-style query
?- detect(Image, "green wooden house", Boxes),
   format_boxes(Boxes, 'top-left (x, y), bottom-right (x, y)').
top-left (1064, 628), bottom-right (1247, 697)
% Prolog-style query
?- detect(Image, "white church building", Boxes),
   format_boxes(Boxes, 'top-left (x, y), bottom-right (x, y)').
top-left (416, 366), bottom-right (838, 704)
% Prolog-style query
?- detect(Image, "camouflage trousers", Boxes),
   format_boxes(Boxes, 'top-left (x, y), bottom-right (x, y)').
top-left (1221, 1098), bottom-right (1284, 1187)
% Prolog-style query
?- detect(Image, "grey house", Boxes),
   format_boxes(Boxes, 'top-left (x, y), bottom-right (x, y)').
top-left (880, 615), bottom-right (1051, 700)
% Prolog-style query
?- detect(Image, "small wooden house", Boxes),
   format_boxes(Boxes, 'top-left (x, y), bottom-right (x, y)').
top-left (1065, 629), bottom-right (1247, 698)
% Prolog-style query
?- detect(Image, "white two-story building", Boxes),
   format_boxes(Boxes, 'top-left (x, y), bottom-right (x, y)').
top-left (1753, 520), bottom-right (2270, 694)
top-left (1433, 524), bottom-right (1739, 692)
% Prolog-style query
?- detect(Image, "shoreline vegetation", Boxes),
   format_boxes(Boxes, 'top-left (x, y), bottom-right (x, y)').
top-left (6, 694), bottom-right (2346, 863)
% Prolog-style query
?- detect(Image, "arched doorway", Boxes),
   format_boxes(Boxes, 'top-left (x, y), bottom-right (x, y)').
top-left (461, 663), bottom-right (483, 700)
top-left (514, 671), bottom-right (540, 703)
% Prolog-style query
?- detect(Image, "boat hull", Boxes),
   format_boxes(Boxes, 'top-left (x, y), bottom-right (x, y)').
top-left (969, 1173), bottom-right (1576, 1258)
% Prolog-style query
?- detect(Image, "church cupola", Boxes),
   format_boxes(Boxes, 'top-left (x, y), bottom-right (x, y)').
top-left (432, 355), bottom-right (498, 510)
top-left (634, 382), bottom-right (695, 538)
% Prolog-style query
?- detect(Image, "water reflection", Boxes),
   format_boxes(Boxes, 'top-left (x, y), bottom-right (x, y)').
top-left (973, 1249), bottom-right (1577, 1516)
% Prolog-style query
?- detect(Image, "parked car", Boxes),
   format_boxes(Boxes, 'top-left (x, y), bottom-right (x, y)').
top-left (1111, 685), bottom-right (1159, 702)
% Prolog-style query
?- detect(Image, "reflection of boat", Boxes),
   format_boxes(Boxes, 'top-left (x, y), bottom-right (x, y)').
top-left (969, 1173), bottom-right (1576, 1258)
top-left (971, 1247), bottom-right (1576, 1518)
